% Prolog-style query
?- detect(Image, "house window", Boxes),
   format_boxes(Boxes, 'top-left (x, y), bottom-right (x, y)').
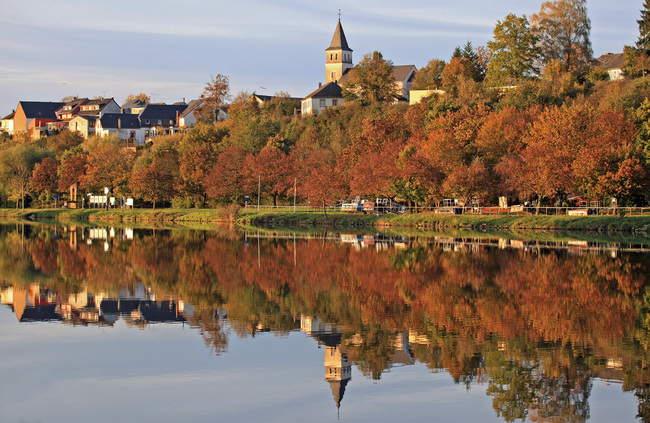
top-left (319, 99), bottom-right (326, 107)
top-left (332, 100), bottom-right (338, 106)
top-left (145, 119), bottom-right (150, 124)
top-left (158, 119), bottom-right (162, 125)
top-left (331, 72), bottom-right (336, 80)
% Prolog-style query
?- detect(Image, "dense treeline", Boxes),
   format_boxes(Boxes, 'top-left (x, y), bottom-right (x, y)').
top-left (3, 77), bottom-right (650, 210)
top-left (3, 0), bottom-right (650, 209)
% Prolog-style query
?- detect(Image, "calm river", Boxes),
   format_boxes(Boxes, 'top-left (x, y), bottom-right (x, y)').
top-left (1, 222), bottom-right (650, 422)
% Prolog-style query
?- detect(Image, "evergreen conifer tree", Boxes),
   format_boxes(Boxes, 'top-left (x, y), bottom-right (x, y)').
top-left (637, 0), bottom-right (650, 51)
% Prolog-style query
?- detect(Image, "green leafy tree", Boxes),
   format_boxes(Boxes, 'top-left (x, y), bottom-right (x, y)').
top-left (486, 14), bottom-right (539, 86)
top-left (342, 51), bottom-right (398, 103)
top-left (0, 144), bottom-right (51, 209)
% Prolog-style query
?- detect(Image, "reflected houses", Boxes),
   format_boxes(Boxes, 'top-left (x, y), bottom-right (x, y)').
top-left (0, 282), bottom-right (189, 327)
top-left (1, 284), bottom-right (61, 322)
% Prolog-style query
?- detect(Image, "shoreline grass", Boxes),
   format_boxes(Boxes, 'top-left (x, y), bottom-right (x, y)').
top-left (2, 207), bottom-right (650, 234)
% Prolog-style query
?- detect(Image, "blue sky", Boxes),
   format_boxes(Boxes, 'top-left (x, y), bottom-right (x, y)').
top-left (0, 0), bottom-right (641, 114)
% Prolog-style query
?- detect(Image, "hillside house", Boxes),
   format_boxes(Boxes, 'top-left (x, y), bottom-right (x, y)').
top-left (138, 103), bottom-right (188, 138)
top-left (301, 82), bottom-right (344, 116)
top-left (13, 101), bottom-right (64, 140)
top-left (1, 112), bottom-right (15, 134)
top-left (96, 113), bottom-right (145, 145)
top-left (597, 53), bottom-right (625, 80)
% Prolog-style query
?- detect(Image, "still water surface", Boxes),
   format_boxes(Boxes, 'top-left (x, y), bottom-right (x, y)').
top-left (0, 223), bottom-right (649, 422)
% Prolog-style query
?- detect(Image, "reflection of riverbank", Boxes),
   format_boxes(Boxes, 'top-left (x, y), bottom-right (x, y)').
top-left (244, 229), bottom-right (650, 256)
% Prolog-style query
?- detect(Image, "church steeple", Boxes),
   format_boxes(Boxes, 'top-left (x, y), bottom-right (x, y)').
top-left (326, 15), bottom-right (353, 83)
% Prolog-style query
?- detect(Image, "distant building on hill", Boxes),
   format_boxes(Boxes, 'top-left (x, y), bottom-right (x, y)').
top-left (301, 17), bottom-right (416, 115)
top-left (596, 53), bottom-right (625, 80)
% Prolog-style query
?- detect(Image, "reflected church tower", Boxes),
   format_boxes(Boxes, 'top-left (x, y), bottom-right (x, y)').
top-left (324, 342), bottom-right (352, 413)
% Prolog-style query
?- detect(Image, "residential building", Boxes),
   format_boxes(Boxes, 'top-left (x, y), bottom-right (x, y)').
top-left (55, 97), bottom-right (89, 121)
top-left (138, 103), bottom-right (188, 138)
top-left (177, 99), bottom-right (228, 128)
top-left (78, 98), bottom-right (121, 116)
top-left (409, 89), bottom-right (445, 105)
top-left (1, 111), bottom-right (14, 134)
top-left (301, 82), bottom-right (344, 116)
top-left (597, 53), bottom-right (625, 80)
top-left (69, 115), bottom-right (98, 138)
top-left (13, 101), bottom-right (64, 140)
top-left (249, 93), bottom-right (302, 105)
top-left (96, 113), bottom-right (145, 145)
top-left (121, 99), bottom-right (148, 115)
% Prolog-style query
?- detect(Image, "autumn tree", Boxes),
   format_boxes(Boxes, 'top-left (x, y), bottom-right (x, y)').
top-left (46, 129), bottom-right (85, 158)
top-left (178, 122), bottom-right (229, 206)
top-left (291, 143), bottom-right (346, 215)
top-left (57, 151), bottom-right (88, 194)
top-left (342, 51), bottom-right (398, 103)
top-left (242, 144), bottom-right (295, 206)
top-left (124, 93), bottom-right (151, 103)
top-left (81, 136), bottom-right (135, 197)
top-left (441, 57), bottom-right (478, 97)
top-left (486, 14), bottom-right (539, 86)
top-left (195, 74), bottom-right (230, 123)
top-left (531, 0), bottom-right (592, 75)
top-left (412, 58), bottom-right (446, 90)
top-left (30, 157), bottom-right (58, 206)
top-left (451, 41), bottom-right (487, 81)
top-left (204, 145), bottom-right (249, 204)
top-left (129, 138), bottom-right (180, 208)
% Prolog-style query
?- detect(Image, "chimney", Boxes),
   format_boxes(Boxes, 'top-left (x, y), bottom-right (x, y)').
top-left (319, 82), bottom-right (322, 88)
top-left (118, 118), bottom-right (121, 129)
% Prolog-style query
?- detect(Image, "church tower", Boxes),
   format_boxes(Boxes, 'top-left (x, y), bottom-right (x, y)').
top-left (325, 17), bottom-right (353, 83)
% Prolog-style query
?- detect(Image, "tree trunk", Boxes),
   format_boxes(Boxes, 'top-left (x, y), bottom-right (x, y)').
top-left (153, 199), bottom-right (156, 210)
top-left (322, 200), bottom-right (328, 218)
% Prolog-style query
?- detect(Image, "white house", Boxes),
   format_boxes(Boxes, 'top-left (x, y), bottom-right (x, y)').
top-left (301, 82), bottom-right (345, 116)
top-left (96, 113), bottom-right (146, 145)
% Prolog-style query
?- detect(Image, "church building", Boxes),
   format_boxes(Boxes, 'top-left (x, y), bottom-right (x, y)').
top-left (301, 17), bottom-right (416, 116)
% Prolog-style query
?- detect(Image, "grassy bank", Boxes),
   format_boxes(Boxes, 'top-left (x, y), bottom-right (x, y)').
top-left (0, 206), bottom-right (241, 223)
top-left (238, 210), bottom-right (650, 233)
top-left (2, 207), bottom-right (650, 233)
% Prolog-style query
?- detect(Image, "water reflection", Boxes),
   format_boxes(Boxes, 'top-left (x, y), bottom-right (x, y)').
top-left (1, 222), bottom-right (650, 422)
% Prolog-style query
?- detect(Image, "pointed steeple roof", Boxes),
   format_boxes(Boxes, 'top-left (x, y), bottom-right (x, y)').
top-left (327, 19), bottom-right (352, 52)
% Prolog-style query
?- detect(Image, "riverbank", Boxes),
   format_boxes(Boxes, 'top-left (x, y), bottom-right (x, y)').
top-left (0, 206), bottom-right (240, 223)
top-left (238, 210), bottom-right (650, 233)
top-left (2, 207), bottom-right (650, 233)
